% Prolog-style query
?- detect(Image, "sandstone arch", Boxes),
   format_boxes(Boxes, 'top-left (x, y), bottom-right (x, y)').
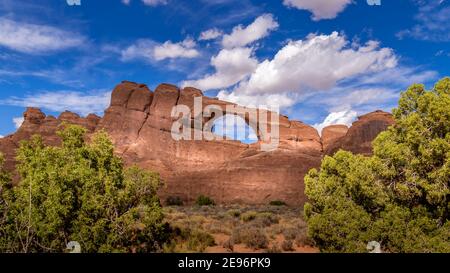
top-left (0, 81), bottom-right (395, 205)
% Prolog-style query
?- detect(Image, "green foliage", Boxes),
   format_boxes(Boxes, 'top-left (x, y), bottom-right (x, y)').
top-left (240, 211), bottom-right (258, 222)
top-left (195, 195), bottom-right (215, 206)
top-left (0, 125), bottom-right (169, 253)
top-left (165, 196), bottom-right (184, 206)
top-left (304, 78), bottom-right (450, 253)
top-left (163, 226), bottom-right (215, 253)
top-left (269, 200), bottom-right (287, 206)
top-left (227, 209), bottom-right (241, 218)
top-left (186, 229), bottom-right (215, 252)
top-left (0, 153), bottom-right (10, 185)
top-left (253, 212), bottom-right (279, 227)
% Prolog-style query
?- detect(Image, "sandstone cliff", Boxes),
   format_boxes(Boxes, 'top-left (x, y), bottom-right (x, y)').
top-left (0, 81), bottom-right (394, 205)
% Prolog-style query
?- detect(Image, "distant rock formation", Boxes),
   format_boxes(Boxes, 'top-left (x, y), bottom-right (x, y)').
top-left (323, 111), bottom-right (394, 155)
top-left (0, 81), bottom-right (394, 205)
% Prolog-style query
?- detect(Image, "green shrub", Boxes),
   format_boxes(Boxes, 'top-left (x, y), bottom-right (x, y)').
top-left (304, 78), bottom-right (450, 253)
top-left (0, 126), bottom-right (169, 253)
top-left (269, 200), bottom-right (287, 206)
top-left (186, 229), bottom-right (216, 252)
top-left (166, 196), bottom-right (184, 206)
top-left (195, 195), bottom-right (215, 206)
top-left (254, 212), bottom-right (279, 227)
top-left (227, 209), bottom-right (241, 218)
top-left (232, 226), bottom-right (268, 249)
top-left (240, 211), bottom-right (258, 222)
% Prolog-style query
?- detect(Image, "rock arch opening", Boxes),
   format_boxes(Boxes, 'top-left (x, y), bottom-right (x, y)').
top-left (211, 114), bottom-right (258, 144)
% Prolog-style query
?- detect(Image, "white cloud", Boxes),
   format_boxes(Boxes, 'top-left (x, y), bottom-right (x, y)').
top-left (199, 28), bottom-right (223, 41)
top-left (154, 38), bottom-right (199, 61)
top-left (121, 38), bottom-right (200, 62)
top-left (217, 91), bottom-right (295, 109)
top-left (222, 13), bottom-right (279, 48)
top-left (182, 47), bottom-right (258, 90)
top-left (1, 90), bottom-right (111, 116)
top-left (122, 0), bottom-right (167, 6)
top-left (313, 109), bottom-right (357, 135)
top-left (0, 135), bottom-right (3, 139)
top-left (232, 32), bottom-right (397, 97)
top-left (142, 0), bottom-right (168, 6)
top-left (0, 17), bottom-right (85, 54)
top-left (318, 87), bottom-right (399, 112)
top-left (185, 32), bottom-right (398, 110)
top-left (283, 0), bottom-right (353, 21)
top-left (397, 0), bottom-right (450, 41)
top-left (13, 117), bottom-right (24, 129)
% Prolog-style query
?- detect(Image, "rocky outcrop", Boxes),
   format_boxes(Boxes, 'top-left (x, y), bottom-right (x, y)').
top-left (0, 81), bottom-right (394, 205)
top-left (322, 125), bottom-right (348, 152)
top-left (0, 107), bottom-right (100, 183)
top-left (324, 111), bottom-right (395, 155)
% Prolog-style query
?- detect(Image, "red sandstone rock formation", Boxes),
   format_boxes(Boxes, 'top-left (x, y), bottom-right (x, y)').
top-left (321, 125), bottom-right (349, 152)
top-left (324, 111), bottom-right (394, 155)
top-left (0, 81), bottom-right (394, 205)
top-left (0, 107), bottom-right (100, 181)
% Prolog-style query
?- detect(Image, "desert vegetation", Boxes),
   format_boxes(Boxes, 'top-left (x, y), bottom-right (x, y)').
top-left (304, 78), bottom-right (450, 253)
top-left (0, 125), bottom-right (170, 253)
top-left (0, 125), bottom-right (316, 253)
top-left (0, 78), bottom-right (448, 253)
top-left (162, 205), bottom-right (317, 253)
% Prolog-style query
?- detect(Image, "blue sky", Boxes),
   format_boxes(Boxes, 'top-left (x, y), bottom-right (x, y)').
top-left (0, 0), bottom-right (449, 138)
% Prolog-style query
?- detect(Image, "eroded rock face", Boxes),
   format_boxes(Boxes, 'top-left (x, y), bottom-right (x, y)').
top-left (0, 81), bottom-right (394, 205)
top-left (325, 111), bottom-right (395, 155)
top-left (322, 125), bottom-right (349, 152)
top-left (0, 107), bottom-right (100, 183)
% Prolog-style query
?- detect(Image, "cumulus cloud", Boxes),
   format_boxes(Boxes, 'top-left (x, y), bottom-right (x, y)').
top-left (228, 32), bottom-right (397, 98)
top-left (0, 90), bottom-right (111, 116)
top-left (0, 17), bottom-right (85, 54)
top-left (154, 38), bottom-right (199, 61)
top-left (182, 14), bottom-right (279, 91)
top-left (217, 91), bottom-right (295, 109)
top-left (222, 14), bottom-right (279, 48)
top-left (121, 38), bottom-right (200, 62)
top-left (182, 47), bottom-right (258, 90)
top-left (313, 109), bottom-right (357, 135)
top-left (199, 28), bottom-right (223, 41)
top-left (13, 117), bottom-right (24, 129)
top-left (283, 0), bottom-right (353, 21)
top-left (185, 32), bottom-right (399, 110)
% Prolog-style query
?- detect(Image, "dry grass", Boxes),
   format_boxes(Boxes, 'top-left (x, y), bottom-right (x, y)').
top-left (162, 204), bottom-right (318, 253)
